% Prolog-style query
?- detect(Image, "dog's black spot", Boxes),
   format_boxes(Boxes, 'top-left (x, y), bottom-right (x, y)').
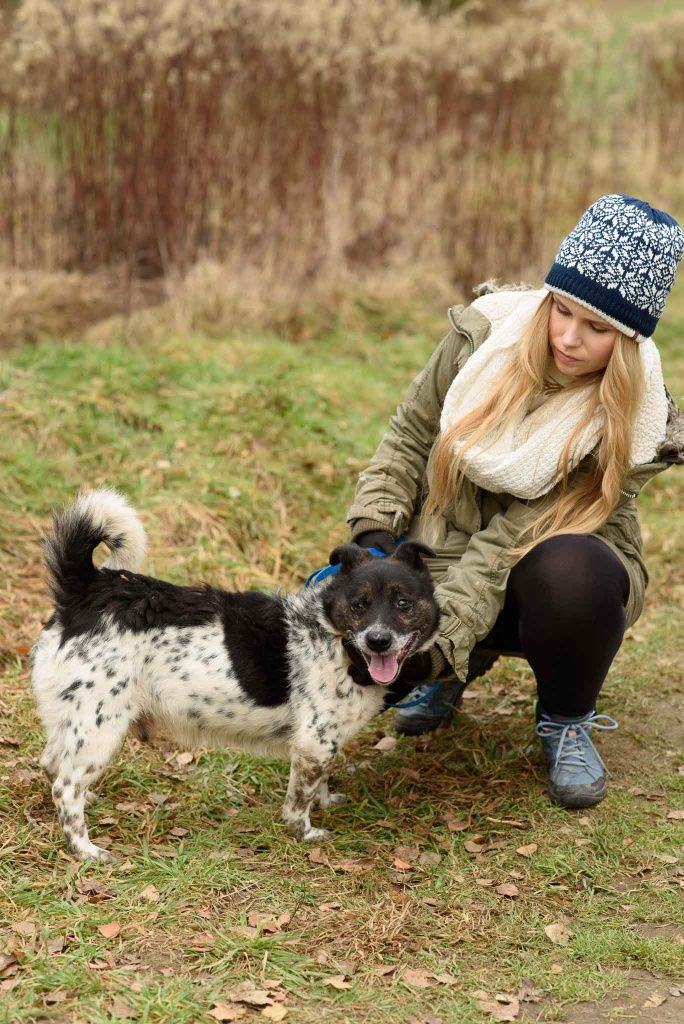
top-left (58, 679), bottom-right (83, 701)
top-left (187, 709), bottom-right (202, 720)
top-left (219, 592), bottom-right (291, 707)
top-left (106, 668), bottom-right (117, 679)
top-left (95, 715), bottom-right (103, 728)
top-left (76, 738), bottom-right (84, 752)
top-left (85, 681), bottom-right (94, 689)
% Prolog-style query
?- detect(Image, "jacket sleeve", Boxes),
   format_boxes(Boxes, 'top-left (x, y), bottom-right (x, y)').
top-left (347, 311), bottom-right (472, 539)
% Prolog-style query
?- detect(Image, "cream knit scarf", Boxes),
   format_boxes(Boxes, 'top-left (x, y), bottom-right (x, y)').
top-left (439, 289), bottom-right (669, 500)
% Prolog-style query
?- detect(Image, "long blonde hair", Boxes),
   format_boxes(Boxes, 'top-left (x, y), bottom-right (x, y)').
top-left (422, 292), bottom-right (644, 560)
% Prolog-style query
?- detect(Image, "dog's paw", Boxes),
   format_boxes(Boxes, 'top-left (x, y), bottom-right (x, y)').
top-left (83, 789), bottom-right (99, 809)
top-left (302, 827), bottom-right (333, 844)
top-left (72, 843), bottom-right (120, 864)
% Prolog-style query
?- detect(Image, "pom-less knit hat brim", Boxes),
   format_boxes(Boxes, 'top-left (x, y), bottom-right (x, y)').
top-left (545, 194), bottom-right (684, 342)
top-left (543, 277), bottom-right (648, 340)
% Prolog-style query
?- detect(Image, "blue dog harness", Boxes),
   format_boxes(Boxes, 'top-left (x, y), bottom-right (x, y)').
top-left (305, 542), bottom-right (440, 710)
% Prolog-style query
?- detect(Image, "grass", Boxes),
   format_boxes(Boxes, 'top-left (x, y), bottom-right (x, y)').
top-left (0, 281), bottom-right (682, 1024)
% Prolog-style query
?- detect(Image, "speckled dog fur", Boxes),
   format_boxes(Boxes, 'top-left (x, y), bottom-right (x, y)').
top-left (32, 491), bottom-right (440, 861)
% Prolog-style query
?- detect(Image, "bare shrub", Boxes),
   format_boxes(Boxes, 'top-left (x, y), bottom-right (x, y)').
top-left (0, 0), bottom-right (597, 291)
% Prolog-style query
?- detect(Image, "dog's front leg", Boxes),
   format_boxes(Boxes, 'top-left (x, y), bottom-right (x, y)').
top-left (282, 748), bottom-right (335, 842)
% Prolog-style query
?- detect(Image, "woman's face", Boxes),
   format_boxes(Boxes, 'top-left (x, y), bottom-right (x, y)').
top-left (548, 294), bottom-right (618, 376)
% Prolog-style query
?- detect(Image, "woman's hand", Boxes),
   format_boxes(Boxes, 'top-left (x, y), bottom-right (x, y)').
top-left (354, 529), bottom-right (395, 554)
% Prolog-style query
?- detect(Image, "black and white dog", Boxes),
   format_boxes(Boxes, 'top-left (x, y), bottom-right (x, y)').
top-left (31, 491), bottom-right (440, 861)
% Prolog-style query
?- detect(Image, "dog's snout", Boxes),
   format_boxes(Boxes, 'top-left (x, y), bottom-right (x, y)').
top-left (365, 628), bottom-right (392, 653)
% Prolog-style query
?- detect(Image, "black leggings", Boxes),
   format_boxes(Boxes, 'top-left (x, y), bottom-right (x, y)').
top-left (479, 534), bottom-right (630, 718)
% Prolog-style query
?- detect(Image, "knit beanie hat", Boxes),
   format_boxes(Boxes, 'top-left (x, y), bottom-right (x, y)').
top-left (545, 194), bottom-right (684, 341)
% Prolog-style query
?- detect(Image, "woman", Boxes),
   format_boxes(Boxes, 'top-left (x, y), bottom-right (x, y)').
top-left (346, 194), bottom-right (683, 808)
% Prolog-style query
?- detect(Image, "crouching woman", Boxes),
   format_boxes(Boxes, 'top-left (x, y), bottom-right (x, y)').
top-left (347, 194), bottom-right (684, 808)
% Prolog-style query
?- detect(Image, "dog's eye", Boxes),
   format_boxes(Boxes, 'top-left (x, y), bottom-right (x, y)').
top-left (350, 599), bottom-right (368, 614)
top-left (396, 598), bottom-right (413, 611)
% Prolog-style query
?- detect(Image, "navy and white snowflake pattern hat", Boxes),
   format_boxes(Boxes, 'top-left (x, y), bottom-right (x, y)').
top-left (545, 194), bottom-right (684, 341)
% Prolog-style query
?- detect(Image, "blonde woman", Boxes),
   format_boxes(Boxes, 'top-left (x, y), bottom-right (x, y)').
top-left (347, 194), bottom-right (683, 808)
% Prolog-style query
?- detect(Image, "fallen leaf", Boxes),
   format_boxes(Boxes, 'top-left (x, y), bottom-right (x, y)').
top-left (544, 923), bottom-right (574, 946)
top-left (433, 973), bottom-right (458, 986)
top-left (443, 815), bottom-right (470, 833)
top-left (46, 936), bottom-right (66, 955)
top-left (209, 1004), bottom-right (245, 1021)
top-left (12, 920), bottom-right (36, 936)
top-left (0, 736), bottom-right (20, 747)
top-left (643, 992), bottom-right (666, 1008)
top-left (402, 968), bottom-right (434, 988)
top-left (464, 839), bottom-right (488, 855)
top-left (261, 1007), bottom-right (287, 1021)
top-left (108, 997), bottom-right (136, 1018)
top-left (374, 736), bottom-right (397, 752)
top-left (227, 983), bottom-right (273, 1007)
top-left (476, 878), bottom-right (495, 887)
top-left (419, 852), bottom-right (442, 867)
top-left (308, 848), bottom-right (330, 866)
top-left (170, 827), bottom-right (189, 837)
top-left (495, 883), bottom-right (519, 898)
top-left (139, 885), bottom-right (160, 903)
top-left (669, 986), bottom-right (683, 997)
top-left (176, 751), bottom-right (194, 766)
top-left (98, 922), bottom-right (121, 939)
top-left (393, 858), bottom-right (412, 871)
top-left (43, 990), bottom-right (68, 1004)
top-left (0, 953), bottom-right (19, 978)
top-left (667, 810), bottom-right (684, 820)
top-left (394, 845), bottom-right (420, 862)
top-left (515, 844), bottom-right (538, 857)
top-left (323, 975), bottom-right (351, 990)
top-left (473, 992), bottom-right (520, 1020)
top-left (335, 858), bottom-right (375, 873)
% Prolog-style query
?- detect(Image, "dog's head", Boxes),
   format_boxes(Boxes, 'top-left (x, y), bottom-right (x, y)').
top-left (321, 542), bottom-right (440, 685)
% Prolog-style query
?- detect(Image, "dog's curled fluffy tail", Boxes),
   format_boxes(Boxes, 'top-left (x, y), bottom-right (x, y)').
top-left (45, 490), bottom-right (147, 607)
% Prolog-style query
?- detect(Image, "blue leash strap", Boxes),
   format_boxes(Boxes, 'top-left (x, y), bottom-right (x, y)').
top-left (305, 543), bottom-right (400, 588)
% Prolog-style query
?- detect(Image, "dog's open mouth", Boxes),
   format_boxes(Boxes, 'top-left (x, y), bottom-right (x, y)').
top-left (363, 633), bottom-right (418, 685)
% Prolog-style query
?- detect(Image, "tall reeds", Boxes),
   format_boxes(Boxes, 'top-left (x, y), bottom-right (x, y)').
top-left (0, 0), bottom-right (680, 296)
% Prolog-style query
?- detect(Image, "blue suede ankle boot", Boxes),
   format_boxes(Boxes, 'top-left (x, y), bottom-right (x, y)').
top-left (394, 649), bottom-right (498, 736)
top-left (536, 708), bottom-right (618, 809)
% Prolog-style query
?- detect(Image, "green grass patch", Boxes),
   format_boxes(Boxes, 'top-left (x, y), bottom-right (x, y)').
top-left (0, 281), bottom-right (682, 1022)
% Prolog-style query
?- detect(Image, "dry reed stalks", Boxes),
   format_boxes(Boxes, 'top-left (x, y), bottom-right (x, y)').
top-left (0, 0), bottom-right (595, 293)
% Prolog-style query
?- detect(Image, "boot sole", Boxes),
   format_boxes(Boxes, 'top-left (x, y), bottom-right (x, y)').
top-left (548, 782), bottom-right (606, 809)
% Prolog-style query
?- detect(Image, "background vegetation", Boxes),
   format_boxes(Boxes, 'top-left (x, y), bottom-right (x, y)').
top-left (0, 1), bottom-right (682, 1022)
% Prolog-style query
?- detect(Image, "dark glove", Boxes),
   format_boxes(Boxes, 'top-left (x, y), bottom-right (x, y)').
top-left (354, 529), bottom-right (395, 555)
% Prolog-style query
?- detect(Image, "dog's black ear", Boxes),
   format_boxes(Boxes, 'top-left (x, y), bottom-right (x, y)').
top-left (329, 544), bottom-right (372, 572)
top-left (391, 541), bottom-right (435, 572)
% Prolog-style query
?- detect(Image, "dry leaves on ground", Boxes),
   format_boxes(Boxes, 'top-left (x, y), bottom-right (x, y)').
top-left (544, 923), bottom-right (574, 946)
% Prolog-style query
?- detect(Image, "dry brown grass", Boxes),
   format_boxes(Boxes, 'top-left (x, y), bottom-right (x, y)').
top-left (0, 0), bottom-right (597, 290)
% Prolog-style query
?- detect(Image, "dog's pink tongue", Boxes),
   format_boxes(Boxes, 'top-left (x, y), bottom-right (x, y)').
top-left (368, 653), bottom-right (399, 684)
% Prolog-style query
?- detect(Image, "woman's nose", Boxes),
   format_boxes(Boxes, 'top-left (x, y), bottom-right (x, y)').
top-left (562, 320), bottom-right (582, 347)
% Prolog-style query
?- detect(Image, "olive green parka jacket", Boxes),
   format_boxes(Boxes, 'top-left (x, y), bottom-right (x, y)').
top-left (347, 295), bottom-right (683, 681)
